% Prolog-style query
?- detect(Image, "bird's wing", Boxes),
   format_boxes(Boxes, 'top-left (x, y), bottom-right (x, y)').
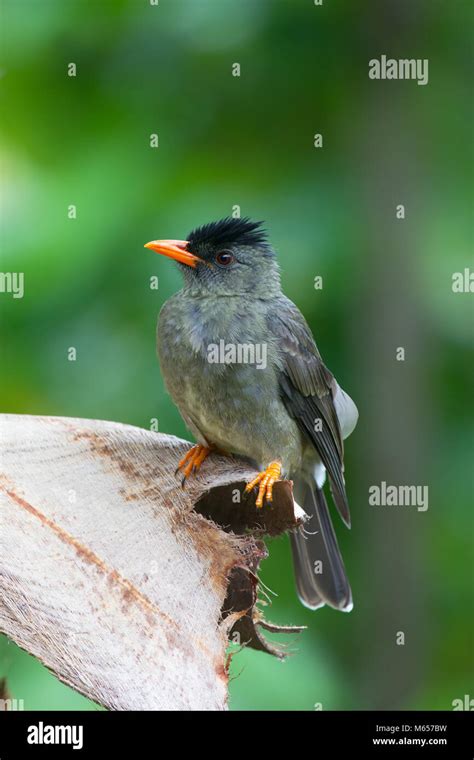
top-left (266, 297), bottom-right (350, 527)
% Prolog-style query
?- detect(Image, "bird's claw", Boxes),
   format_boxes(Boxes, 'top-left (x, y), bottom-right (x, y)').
top-left (176, 444), bottom-right (211, 486)
top-left (244, 461), bottom-right (282, 508)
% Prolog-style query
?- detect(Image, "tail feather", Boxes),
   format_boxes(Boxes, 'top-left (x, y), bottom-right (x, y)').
top-left (290, 477), bottom-right (353, 611)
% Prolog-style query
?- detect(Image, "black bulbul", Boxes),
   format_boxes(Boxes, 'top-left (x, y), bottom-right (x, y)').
top-left (145, 217), bottom-right (358, 611)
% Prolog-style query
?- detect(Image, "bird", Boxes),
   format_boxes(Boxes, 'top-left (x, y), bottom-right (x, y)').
top-left (145, 217), bottom-right (358, 611)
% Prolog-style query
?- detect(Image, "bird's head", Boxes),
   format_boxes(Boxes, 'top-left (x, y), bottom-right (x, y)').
top-left (144, 217), bottom-right (281, 297)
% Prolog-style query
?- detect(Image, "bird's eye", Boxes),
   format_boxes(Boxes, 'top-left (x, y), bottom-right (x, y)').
top-left (215, 251), bottom-right (235, 266)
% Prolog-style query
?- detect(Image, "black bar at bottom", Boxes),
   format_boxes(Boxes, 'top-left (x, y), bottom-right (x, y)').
top-left (0, 710), bottom-right (472, 757)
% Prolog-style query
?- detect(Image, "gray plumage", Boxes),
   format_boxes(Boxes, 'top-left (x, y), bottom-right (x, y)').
top-left (154, 218), bottom-right (358, 611)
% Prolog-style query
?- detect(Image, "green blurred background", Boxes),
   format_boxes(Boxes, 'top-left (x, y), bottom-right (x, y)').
top-left (1, 0), bottom-right (472, 711)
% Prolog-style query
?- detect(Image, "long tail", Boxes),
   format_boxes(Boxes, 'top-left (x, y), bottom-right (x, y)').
top-left (290, 475), bottom-right (353, 611)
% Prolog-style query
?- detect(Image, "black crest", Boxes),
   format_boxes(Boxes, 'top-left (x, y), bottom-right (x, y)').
top-left (187, 217), bottom-right (269, 250)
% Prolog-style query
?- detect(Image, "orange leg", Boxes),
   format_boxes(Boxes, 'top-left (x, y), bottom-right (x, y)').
top-left (244, 461), bottom-right (282, 508)
top-left (176, 444), bottom-right (212, 485)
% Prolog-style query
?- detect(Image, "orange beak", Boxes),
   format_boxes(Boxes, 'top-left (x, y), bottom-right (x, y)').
top-left (144, 239), bottom-right (202, 268)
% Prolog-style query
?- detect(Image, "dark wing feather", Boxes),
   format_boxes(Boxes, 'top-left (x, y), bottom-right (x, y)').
top-left (267, 298), bottom-right (350, 527)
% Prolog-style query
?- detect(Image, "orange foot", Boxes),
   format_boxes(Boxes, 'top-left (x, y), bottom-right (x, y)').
top-left (176, 444), bottom-right (212, 485)
top-left (244, 461), bottom-right (282, 508)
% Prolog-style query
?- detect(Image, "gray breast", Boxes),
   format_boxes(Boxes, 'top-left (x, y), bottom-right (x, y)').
top-left (157, 293), bottom-right (304, 470)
